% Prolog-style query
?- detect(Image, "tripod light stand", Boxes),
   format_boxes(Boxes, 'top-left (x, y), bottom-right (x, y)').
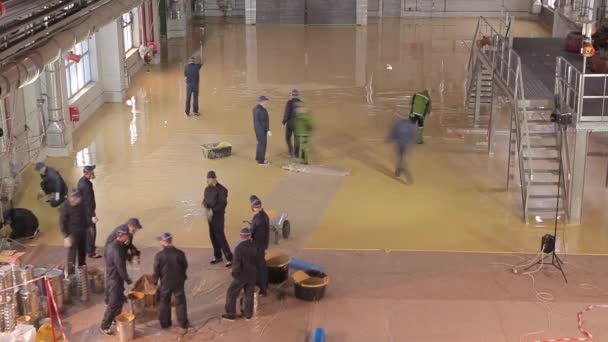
top-left (524, 112), bottom-right (571, 283)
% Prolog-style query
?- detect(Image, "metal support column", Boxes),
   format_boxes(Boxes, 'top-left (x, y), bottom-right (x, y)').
top-left (568, 129), bottom-right (589, 224)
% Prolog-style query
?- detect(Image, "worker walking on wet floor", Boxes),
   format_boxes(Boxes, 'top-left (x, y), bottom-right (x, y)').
top-left (409, 89), bottom-right (432, 144)
top-left (283, 89), bottom-right (300, 158)
top-left (100, 228), bottom-right (132, 336)
top-left (34, 162), bottom-right (68, 208)
top-left (253, 96), bottom-right (271, 165)
top-left (249, 195), bottom-right (270, 296)
top-left (294, 101), bottom-right (314, 164)
top-left (152, 232), bottom-right (190, 331)
top-left (222, 227), bottom-right (258, 321)
top-left (105, 218), bottom-right (143, 264)
top-left (388, 111), bottom-right (416, 183)
top-left (184, 56), bottom-right (202, 116)
top-left (77, 165), bottom-right (101, 258)
top-left (60, 190), bottom-right (88, 275)
top-left (203, 171), bottom-right (233, 266)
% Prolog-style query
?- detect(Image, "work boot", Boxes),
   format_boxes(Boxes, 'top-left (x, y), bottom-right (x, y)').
top-left (221, 314), bottom-right (237, 322)
top-left (416, 127), bottom-right (424, 144)
top-left (99, 327), bottom-right (114, 336)
top-left (210, 258), bottom-right (223, 265)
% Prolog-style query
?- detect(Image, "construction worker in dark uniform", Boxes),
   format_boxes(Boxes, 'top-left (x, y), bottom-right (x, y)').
top-left (253, 96), bottom-right (271, 165)
top-left (249, 195), bottom-right (269, 296)
top-left (105, 218), bottom-right (143, 264)
top-left (184, 56), bottom-right (202, 116)
top-left (100, 228), bottom-right (132, 336)
top-left (60, 190), bottom-right (88, 275)
top-left (222, 227), bottom-right (258, 321)
top-left (202, 171), bottom-right (233, 266)
top-left (152, 233), bottom-right (189, 331)
top-left (77, 165), bottom-right (101, 258)
top-left (34, 162), bottom-right (68, 207)
top-left (1, 208), bottom-right (40, 240)
top-left (388, 111), bottom-right (416, 183)
top-left (409, 89), bottom-right (432, 144)
top-left (283, 89), bottom-right (300, 157)
top-left (294, 101), bottom-right (314, 164)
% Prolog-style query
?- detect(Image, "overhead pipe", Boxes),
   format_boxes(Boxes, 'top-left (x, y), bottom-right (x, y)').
top-left (0, 0), bottom-right (143, 99)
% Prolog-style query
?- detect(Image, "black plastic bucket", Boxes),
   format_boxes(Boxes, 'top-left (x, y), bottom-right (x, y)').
top-left (265, 252), bottom-right (290, 284)
top-left (293, 270), bottom-right (328, 301)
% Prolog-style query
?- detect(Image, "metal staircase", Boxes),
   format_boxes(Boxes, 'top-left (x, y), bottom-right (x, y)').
top-left (466, 16), bottom-right (566, 223)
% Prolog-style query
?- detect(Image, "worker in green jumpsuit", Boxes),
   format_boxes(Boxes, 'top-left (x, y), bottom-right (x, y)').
top-left (409, 89), bottom-right (432, 144)
top-left (294, 102), bottom-right (314, 164)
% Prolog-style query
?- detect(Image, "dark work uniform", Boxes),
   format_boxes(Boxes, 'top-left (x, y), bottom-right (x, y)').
top-left (59, 201), bottom-right (88, 275)
top-left (184, 63), bottom-right (202, 114)
top-left (40, 167), bottom-right (68, 207)
top-left (225, 239), bottom-right (258, 317)
top-left (251, 210), bottom-right (270, 294)
top-left (77, 176), bottom-right (96, 256)
top-left (152, 246), bottom-right (189, 329)
top-left (101, 241), bottom-right (131, 330)
top-left (283, 97), bottom-right (300, 157)
top-left (389, 118), bottom-right (415, 180)
top-left (106, 224), bottom-right (139, 261)
top-left (3, 208), bottom-right (38, 239)
top-left (253, 104), bottom-right (270, 163)
top-left (203, 183), bottom-right (233, 261)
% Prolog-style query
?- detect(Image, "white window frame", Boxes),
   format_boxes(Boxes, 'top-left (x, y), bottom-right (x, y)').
top-left (122, 12), bottom-right (134, 53)
top-left (544, 0), bottom-right (556, 9)
top-left (65, 39), bottom-right (92, 99)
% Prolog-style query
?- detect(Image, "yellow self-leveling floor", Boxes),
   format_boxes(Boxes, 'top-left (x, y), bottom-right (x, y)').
top-left (12, 17), bottom-right (608, 255)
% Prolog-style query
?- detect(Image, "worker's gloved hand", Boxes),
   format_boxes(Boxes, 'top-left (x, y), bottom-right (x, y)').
top-left (63, 236), bottom-right (72, 248)
top-left (267, 130), bottom-right (272, 137)
top-left (206, 209), bottom-right (213, 222)
top-left (54, 192), bottom-right (60, 201)
top-left (92, 217), bottom-right (98, 224)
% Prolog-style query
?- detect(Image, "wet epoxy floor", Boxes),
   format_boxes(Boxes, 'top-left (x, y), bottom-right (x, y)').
top-left (11, 17), bottom-right (608, 255)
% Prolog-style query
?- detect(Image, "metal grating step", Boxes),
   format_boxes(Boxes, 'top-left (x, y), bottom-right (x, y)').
top-left (530, 181), bottom-right (560, 186)
top-left (529, 194), bottom-right (559, 199)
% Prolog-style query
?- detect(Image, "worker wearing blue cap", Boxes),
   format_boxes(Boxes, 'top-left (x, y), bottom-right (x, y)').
top-left (77, 165), bottom-right (101, 258)
top-left (253, 96), bottom-right (271, 165)
top-left (152, 232), bottom-right (189, 331)
top-left (34, 162), bottom-right (68, 207)
top-left (223, 227), bottom-right (258, 321)
top-left (105, 218), bottom-right (143, 263)
top-left (250, 195), bottom-right (270, 296)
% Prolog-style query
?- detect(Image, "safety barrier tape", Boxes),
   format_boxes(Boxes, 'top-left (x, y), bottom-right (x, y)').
top-left (530, 304), bottom-right (608, 342)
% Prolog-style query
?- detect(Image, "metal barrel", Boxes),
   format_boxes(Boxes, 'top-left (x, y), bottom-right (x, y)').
top-left (127, 291), bottom-right (145, 317)
top-left (116, 313), bottom-right (135, 342)
top-left (20, 265), bottom-right (35, 293)
top-left (77, 266), bottom-right (89, 302)
top-left (45, 269), bottom-right (64, 313)
top-left (32, 268), bottom-right (47, 296)
top-left (87, 268), bottom-right (105, 294)
top-left (62, 279), bottom-right (72, 305)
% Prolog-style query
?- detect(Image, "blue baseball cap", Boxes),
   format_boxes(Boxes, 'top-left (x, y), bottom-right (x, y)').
top-left (34, 162), bottom-right (46, 171)
top-left (259, 96), bottom-right (269, 102)
top-left (116, 228), bottom-right (128, 236)
top-left (157, 232), bottom-right (172, 241)
top-left (69, 189), bottom-right (81, 198)
top-left (127, 218), bottom-right (142, 229)
top-left (240, 227), bottom-right (251, 236)
top-left (83, 165), bottom-right (96, 173)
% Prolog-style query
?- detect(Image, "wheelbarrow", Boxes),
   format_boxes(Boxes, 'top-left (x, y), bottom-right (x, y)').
top-left (243, 210), bottom-right (290, 244)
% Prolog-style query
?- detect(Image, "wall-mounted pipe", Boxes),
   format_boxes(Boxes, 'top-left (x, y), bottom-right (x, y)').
top-left (0, 0), bottom-right (143, 99)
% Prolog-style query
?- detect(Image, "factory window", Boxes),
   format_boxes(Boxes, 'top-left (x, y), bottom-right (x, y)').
top-left (546, 0), bottom-right (556, 8)
top-left (64, 39), bottom-right (92, 99)
top-left (123, 12), bottom-right (134, 52)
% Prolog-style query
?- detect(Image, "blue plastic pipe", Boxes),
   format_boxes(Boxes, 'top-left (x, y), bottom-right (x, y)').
top-left (312, 328), bottom-right (326, 342)
top-left (289, 258), bottom-right (324, 272)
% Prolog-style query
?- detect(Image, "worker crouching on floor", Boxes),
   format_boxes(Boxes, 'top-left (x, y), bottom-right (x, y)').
top-left (100, 228), bottom-right (132, 336)
top-left (294, 101), bottom-right (314, 164)
top-left (34, 162), bottom-right (68, 208)
top-left (106, 218), bottom-right (143, 264)
top-left (409, 89), bottom-right (432, 144)
top-left (222, 227), bottom-right (258, 321)
top-left (152, 232), bottom-right (190, 331)
top-left (1, 208), bottom-right (40, 240)
top-left (249, 195), bottom-right (270, 297)
top-left (60, 190), bottom-right (88, 275)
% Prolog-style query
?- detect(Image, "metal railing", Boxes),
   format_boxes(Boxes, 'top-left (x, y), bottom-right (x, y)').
top-left (466, 16), bottom-right (537, 222)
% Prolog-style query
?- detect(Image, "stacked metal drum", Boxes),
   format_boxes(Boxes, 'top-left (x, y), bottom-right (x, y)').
top-left (44, 269), bottom-right (64, 313)
top-left (0, 264), bottom-right (16, 332)
top-left (17, 265), bottom-right (39, 326)
top-left (77, 265), bottom-right (89, 302)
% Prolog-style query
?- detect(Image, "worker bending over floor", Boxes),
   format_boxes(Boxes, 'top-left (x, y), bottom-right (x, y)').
top-left (294, 101), bottom-right (314, 164)
top-left (152, 232), bottom-right (189, 331)
top-left (105, 218), bottom-right (143, 264)
top-left (409, 89), bottom-right (432, 144)
top-left (250, 195), bottom-right (270, 297)
top-left (34, 162), bottom-right (68, 208)
top-left (77, 165), bottom-right (101, 259)
top-left (100, 228), bottom-right (132, 336)
top-left (60, 190), bottom-right (88, 275)
top-left (1, 208), bottom-right (40, 240)
top-left (223, 227), bottom-right (258, 321)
